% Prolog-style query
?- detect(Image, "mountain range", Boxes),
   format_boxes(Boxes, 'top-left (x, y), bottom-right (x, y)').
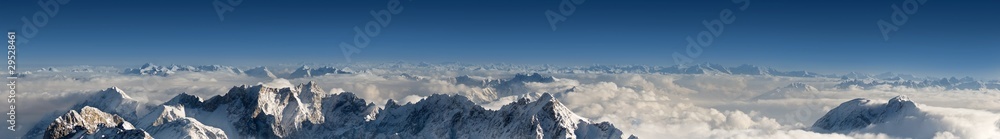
top-left (26, 82), bottom-right (636, 139)
top-left (454, 73), bottom-right (558, 103)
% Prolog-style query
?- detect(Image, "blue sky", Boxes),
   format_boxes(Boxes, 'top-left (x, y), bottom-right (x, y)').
top-left (1, 0), bottom-right (997, 79)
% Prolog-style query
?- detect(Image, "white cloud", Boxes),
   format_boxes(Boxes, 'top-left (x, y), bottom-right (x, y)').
top-left (258, 78), bottom-right (294, 89)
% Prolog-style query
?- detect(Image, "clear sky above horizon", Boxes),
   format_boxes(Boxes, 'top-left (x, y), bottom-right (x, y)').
top-left (1, 0), bottom-right (997, 79)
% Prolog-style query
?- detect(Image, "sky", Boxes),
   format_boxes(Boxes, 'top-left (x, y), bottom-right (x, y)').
top-left (1, 0), bottom-right (997, 79)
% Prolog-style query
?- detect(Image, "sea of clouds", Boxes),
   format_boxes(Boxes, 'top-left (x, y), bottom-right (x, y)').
top-left (7, 64), bottom-right (1000, 139)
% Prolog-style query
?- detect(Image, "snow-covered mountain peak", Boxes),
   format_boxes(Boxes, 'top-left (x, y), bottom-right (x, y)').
top-left (136, 105), bottom-right (229, 139)
top-left (23, 88), bottom-right (152, 139)
top-left (99, 86), bottom-right (132, 100)
top-left (886, 95), bottom-right (915, 111)
top-left (368, 92), bottom-right (628, 138)
top-left (889, 95), bottom-right (910, 102)
top-left (384, 99), bottom-right (401, 109)
top-left (511, 73), bottom-right (558, 83)
top-left (37, 83), bottom-right (634, 139)
top-left (244, 66), bottom-right (277, 78)
top-left (139, 105), bottom-right (187, 127)
top-left (784, 82), bottom-right (818, 92)
top-left (398, 93), bottom-right (478, 109)
top-left (751, 83), bottom-right (819, 100)
top-left (75, 86), bottom-right (150, 121)
top-left (731, 64), bottom-right (770, 75)
top-left (296, 81), bottom-right (324, 98)
top-left (165, 92), bottom-right (203, 106)
top-left (140, 63), bottom-right (156, 69)
top-left (538, 92), bottom-right (555, 101)
top-left (510, 93), bottom-right (570, 117)
top-left (299, 81), bottom-right (319, 90)
top-left (812, 96), bottom-right (921, 132)
top-left (44, 106), bottom-right (153, 139)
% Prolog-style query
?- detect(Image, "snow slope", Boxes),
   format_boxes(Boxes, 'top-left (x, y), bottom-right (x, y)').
top-left (812, 96), bottom-right (1000, 138)
top-left (44, 106), bottom-right (153, 139)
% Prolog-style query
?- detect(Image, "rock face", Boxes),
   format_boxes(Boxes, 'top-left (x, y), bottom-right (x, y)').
top-left (44, 106), bottom-right (153, 139)
top-left (73, 87), bottom-right (151, 121)
top-left (343, 93), bottom-right (624, 139)
top-left (34, 82), bottom-right (636, 139)
top-left (811, 95), bottom-right (918, 132)
top-left (23, 87), bottom-right (154, 139)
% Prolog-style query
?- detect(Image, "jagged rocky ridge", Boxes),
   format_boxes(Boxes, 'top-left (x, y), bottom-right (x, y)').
top-left (34, 82), bottom-right (635, 139)
top-left (44, 106), bottom-right (153, 139)
top-left (23, 87), bottom-right (155, 139)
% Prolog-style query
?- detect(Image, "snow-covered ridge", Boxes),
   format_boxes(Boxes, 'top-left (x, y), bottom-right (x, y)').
top-left (118, 62), bottom-right (999, 89)
top-left (44, 106), bottom-right (153, 139)
top-left (546, 63), bottom-right (824, 77)
top-left (123, 63), bottom-right (245, 76)
top-left (836, 77), bottom-right (1000, 90)
top-left (287, 65), bottom-right (353, 78)
top-left (137, 105), bottom-right (228, 139)
top-left (454, 73), bottom-right (556, 88)
top-left (364, 62), bottom-right (998, 90)
top-left (75, 87), bottom-right (151, 121)
top-left (806, 96), bottom-right (998, 138)
top-left (243, 66), bottom-right (277, 78)
top-left (23, 87), bottom-right (155, 139)
top-left (34, 82), bottom-right (635, 139)
top-left (812, 95), bottom-right (918, 132)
